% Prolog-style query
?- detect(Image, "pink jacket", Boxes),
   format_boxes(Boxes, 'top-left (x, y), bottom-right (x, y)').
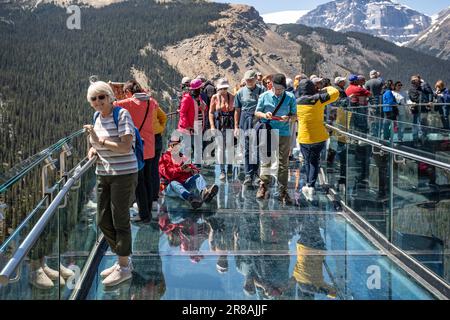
top-left (177, 92), bottom-right (207, 133)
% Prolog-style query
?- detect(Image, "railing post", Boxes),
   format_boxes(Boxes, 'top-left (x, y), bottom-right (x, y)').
top-left (41, 156), bottom-right (57, 203)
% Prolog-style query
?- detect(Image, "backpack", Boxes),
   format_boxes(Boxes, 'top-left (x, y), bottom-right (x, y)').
top-left (93, 106), bottom-right (145, 171)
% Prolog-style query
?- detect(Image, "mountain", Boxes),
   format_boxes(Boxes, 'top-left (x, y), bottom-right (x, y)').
top-left (297, 0), bottom-right (431, 45)
top-left (261, 10), bottom-right (309, 25)
top-left (407, 7), bottom-right (450, 60)
top-left (272, 23), bottom-right (450, 86)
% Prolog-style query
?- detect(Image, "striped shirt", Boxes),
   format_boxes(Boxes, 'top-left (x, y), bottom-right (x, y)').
top-left (92, 108), bottom-right (138, 176)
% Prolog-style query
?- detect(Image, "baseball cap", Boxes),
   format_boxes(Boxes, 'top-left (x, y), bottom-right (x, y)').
top-left (272, 73), bottom-right (287, 89)
top-left (349, 74), bottom-right (358, 82)
top-left (334, 76), bottom-right (346, 84)
top-left (244, 70), bottom-right (257, 80)
top-left (181, 77), bottom-right (191, 85)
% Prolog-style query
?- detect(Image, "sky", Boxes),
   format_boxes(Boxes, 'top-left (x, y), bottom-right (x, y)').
top-left (213, 0), bottom-right (450, 16)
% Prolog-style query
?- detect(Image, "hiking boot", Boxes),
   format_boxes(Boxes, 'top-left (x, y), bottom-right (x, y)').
top-left (219, 172), bottom-right (226, 181)
top-left (102, 264), bottom-right (132, 287)
top-left (60, 263), bottom-right (75, 279)
top-left (188, 195), bottom-right (203, 209)
top-left (243, 175), bottom-right (253, 186)
top-left (29, 267), bottom-right (54, 290)
top-left (278, 192), bottom-right (293, 205)
top-left (256, 183), bottom-right (268, 199)
top-left (201, 184), bottom-right (219, 203)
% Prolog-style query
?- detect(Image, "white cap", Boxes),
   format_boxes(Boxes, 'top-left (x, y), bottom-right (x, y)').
top-left (334, 76), bottom-right (346, 84)
top-left (311, 77), bottom-right (323, 84)
top-left (181, 77), bottom-right (191, 85)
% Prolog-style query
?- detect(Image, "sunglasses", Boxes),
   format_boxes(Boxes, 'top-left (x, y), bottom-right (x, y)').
top-left (396, 84), bottom-right (403, 87)
top-left (90, 94), bottom-right (106, 102)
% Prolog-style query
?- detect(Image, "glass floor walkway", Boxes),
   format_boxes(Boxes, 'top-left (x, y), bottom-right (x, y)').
top-left (84, 165), bottom-right (437, 300)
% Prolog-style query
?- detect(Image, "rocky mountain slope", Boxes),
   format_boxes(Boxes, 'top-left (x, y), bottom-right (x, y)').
top-left (298, 0), bottom-right (431, 45)
top-left (407, 7), bottom-right (450, 60)
top-left (160, 4), bottom-right (304, 86)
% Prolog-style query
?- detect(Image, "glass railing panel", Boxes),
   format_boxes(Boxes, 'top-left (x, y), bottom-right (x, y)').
top-left (0, 186), bottom-right (62, 299)
top-left (0, 131), bottom-right (89, 258)
top-left (58, 161), bottom-right (98, 300)
top-left (392, 157), bottom-right (450, 285)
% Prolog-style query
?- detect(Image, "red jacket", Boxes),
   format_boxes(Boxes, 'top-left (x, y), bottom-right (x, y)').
top-left (345, 84), bottom-right (371, 106)
top-left (177, 92), bottom-right (207, 133)
top-left (158, 150), bottom-right (199, 184)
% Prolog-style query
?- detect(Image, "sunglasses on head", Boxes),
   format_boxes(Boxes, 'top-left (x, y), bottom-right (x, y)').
top-left (90, 94), bottom-right (106, 102)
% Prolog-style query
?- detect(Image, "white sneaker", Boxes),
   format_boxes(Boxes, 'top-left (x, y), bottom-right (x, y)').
top-left (42, 264), bottom-right (59, 280)
top-left (60, 263), bottom-right (75, 279)
top-left (43, 264), bottom-right (65, 286)
top-left (302, 186), bottom-right (314, 201)
top-left (100, 262), bottom-right (118, 279)
top-left (308, 187), bottom-right (315, 200)
top-left (29, 267), bottom-right (54, 289)
top-left (102, 264), bottom-right (132, 287)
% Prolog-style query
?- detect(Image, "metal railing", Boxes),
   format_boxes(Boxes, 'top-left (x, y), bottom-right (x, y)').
top-left (0, 129), bottom-right (85, 194)
top-left (326, 123), bottom-right (450, 172)
top-left (0, 156), bottom-right (96, 286)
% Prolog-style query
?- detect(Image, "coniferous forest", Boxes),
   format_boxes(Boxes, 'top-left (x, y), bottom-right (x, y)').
top-left (0, 0), bottom-right (228, 241)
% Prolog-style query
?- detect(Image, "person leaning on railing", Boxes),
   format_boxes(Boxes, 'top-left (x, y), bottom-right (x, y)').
top-left (84, 81), bottom-right (138, 287)
top-left (434, 80), bottom-right (450, 130)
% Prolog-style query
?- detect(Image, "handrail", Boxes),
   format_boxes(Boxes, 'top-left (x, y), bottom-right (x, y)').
top-left (0, 129), bottom-right (85, 194)
top-left (0, 196), bottom-right (49, 254)
top-left (0, 156), bottom-right (96, 286)
top-left (326, 123), bottom-right (450, 172)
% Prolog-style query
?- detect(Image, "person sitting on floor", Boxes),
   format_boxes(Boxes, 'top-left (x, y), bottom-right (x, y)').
top-left (159, 136), bottom-right (218, 209)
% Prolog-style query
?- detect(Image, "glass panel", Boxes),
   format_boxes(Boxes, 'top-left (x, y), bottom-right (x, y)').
top-left (392, 157), bottom-right (450, 285)
top-left (344, 109), bottom-right (393, 238)
top-left (86, 211), bottom-right (435, 300)
top-left (0, 193), bottom-right (61, 299)
top-left (58, 162), bottom-right (98, 299)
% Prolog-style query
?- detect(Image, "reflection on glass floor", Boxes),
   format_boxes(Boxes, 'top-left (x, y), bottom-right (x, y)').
top-left (86, 165), bottom-right (436, 300)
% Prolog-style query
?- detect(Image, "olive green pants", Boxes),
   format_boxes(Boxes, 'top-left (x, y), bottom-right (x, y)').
top-left (97, 173), bottom-right (137, 257)
top-left (260, 136), bottom-right (291, 193)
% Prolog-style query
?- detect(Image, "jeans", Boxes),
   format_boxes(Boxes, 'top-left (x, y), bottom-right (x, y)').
top-left (240, 110), bottom-right (258, 178)
top-left (164, 174), bottom-right (207, 200)
top-left (300, 141), bottom-right (326, 188)
top-left (383, 111), bottom-right (397, 140)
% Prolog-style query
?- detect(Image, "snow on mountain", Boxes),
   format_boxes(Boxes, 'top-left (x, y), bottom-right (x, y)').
top-left (298, 0), bottom-right (431, 45)
top-left (261, 10), bottom-right (309, 25)
top-left (407, 6), bottom-right (450, 60)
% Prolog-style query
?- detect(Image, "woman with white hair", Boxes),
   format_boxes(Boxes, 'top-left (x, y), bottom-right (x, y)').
top-left (84, 81), bottom-right (138, 287)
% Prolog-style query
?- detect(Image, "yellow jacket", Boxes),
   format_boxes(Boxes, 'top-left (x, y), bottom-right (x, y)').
top-left (296, 86), bottom-right (339, 144)
top-left (153, 106), bottom-right (167, 135)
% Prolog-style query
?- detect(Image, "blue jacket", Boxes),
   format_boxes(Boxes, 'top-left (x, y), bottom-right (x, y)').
top-left (382, 89), bottom-right (396, 113)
